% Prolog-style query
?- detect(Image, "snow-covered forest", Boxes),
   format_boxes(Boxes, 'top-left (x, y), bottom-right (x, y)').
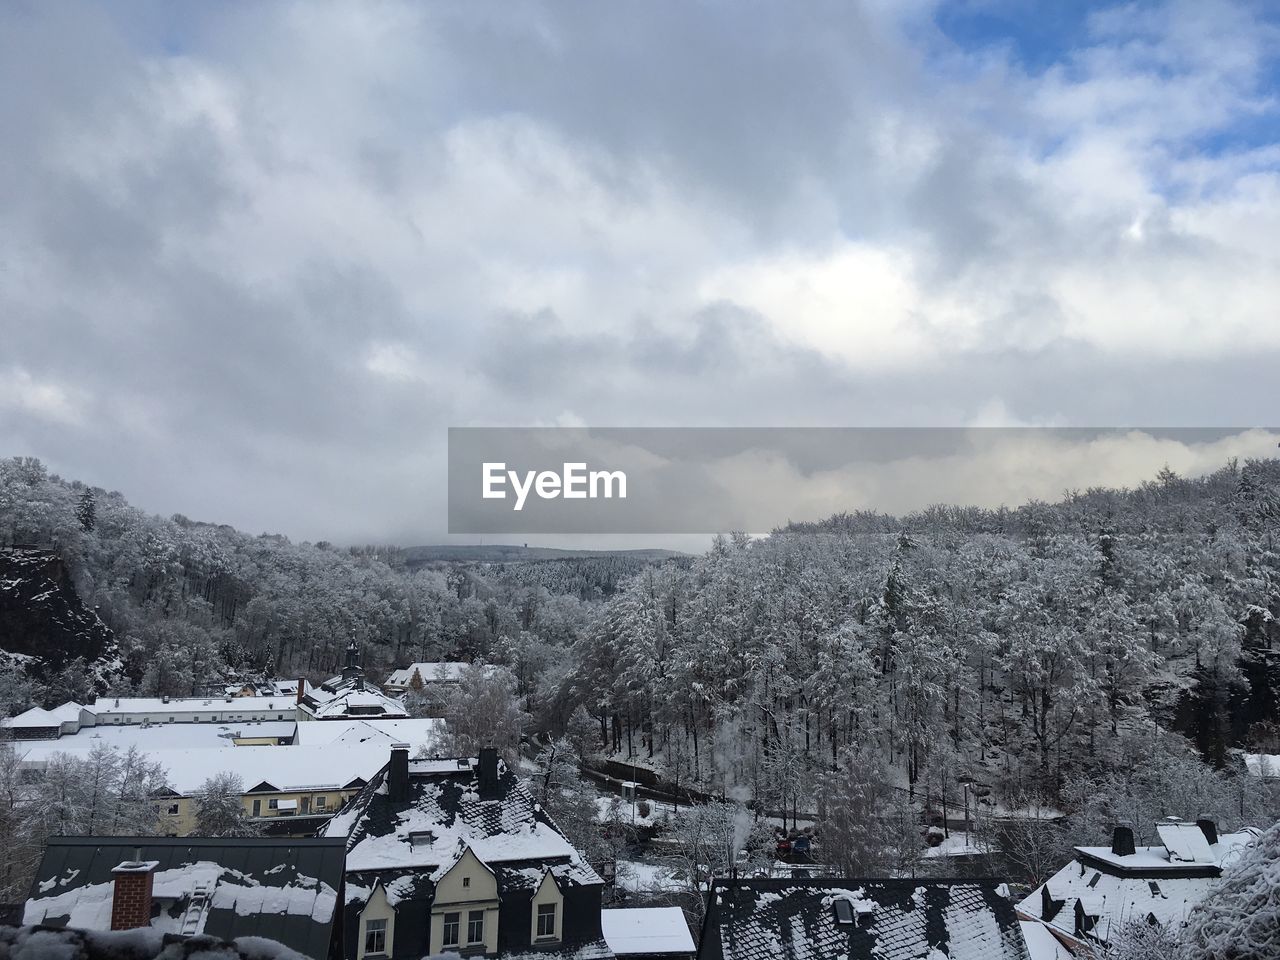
top-left (3, 454), bottom-right (1280, 886)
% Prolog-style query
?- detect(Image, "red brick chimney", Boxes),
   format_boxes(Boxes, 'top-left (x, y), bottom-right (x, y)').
top-left (296, 679), bottom-right (306, 706)
top-left (110, 859), bottom-right (159, 930)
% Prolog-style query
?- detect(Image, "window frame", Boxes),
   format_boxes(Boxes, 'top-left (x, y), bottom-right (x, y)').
top-left (364, 917), bottom-right (387, 955)
top-left (536, 903), bottom-right (557, 939)
top-left (467, 910), bottom-right (484, 945)
top-left (442, 912), bottom-right (460, 947)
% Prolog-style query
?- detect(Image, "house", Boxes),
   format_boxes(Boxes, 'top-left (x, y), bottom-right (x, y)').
top-left (1017, 819), bottom-right (1261, 952)
top-left (0, 701), bottom-right (85, 739)
top-left (322, 745), bottom-right (612, 960)
top-left (382, 662), bottom-right (472, 696)
top-left (10, 716), bottom-right (441, 838)
top-left (601, 908), bottom-right (695, 960)
top-left (697, 878), bottom-right (1031, 960)
top-left (22, 836), bottom-right (347, 960)
top-left (299, 641), bottom-right (409, 722)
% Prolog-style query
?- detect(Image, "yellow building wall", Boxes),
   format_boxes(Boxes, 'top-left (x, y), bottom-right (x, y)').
top-left (430, 847), bottom-right (499, 955)
top-left (358, 883), bottom-right (397, 960)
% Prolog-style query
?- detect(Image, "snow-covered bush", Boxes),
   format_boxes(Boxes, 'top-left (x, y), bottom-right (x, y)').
top-left (1178, 820), bottom-right (1280, 959)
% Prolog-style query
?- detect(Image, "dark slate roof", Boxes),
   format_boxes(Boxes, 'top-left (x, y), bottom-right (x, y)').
top-left (23, 837), bottom-right (346, 960)
top-left (323, 756), bottom-right (599, 883)
top-left (699, 879), bottom-right (1030, 960)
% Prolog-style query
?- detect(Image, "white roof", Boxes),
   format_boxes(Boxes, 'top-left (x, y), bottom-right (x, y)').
top-left (385, 662), bottom-right (471, 686)
top-left (1157, 822), bottom-right (1216, 864)
top-left (1243, 753), bottom-right (1280, 778)
top-left (601, 908), bottom-right (695, 956)
top-left (19, 743), bottom-right (389, 794)
top-left (1018, 828), bottom-right (1260, 943)
top-left (88, 696), bottom-right (294, 716)
top-left (4, 707), bottom-right (64, 727)
top-left (1018, 922), bottom-right (1071, 960)
top-left (9, 721), bottom-right (297, 756)
top-left (292, 717), bottom-right (441, 749)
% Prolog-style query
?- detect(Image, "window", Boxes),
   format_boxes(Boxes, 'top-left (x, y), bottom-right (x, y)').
top-left (462, 877), bottom-right (470, 888)
top-left (467, 910), bottom-right (484, 945)
top-left (442, 913), bottom-right (460, 947)
top-left (268, 799), bottom-right (279, 810)
top-left (537, 903), bottom-right (556, 939)
top-left (364, 918), bottom-right (387, 955)
top-left (316, 796), bottom-right (327, 809)
top-left (167, 803), bottom-right (180, 816)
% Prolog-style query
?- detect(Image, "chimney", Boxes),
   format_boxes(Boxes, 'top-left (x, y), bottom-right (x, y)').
top-left (1196, 816), bottom-right (1218, 846)
top-left (1111, 821), bottom-right (1136, 857)
top-left (478, 747), bottom-right (499, 799)
top-left (388, 743), bottom-right (410, 803)
top-left (296, 680), bottom-right (306, 706)
top-left (110, 859), bottom-right (158, 930)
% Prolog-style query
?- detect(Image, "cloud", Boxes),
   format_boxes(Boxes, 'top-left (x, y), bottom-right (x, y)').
top-left (0, 0), bottom-right (1276, 543)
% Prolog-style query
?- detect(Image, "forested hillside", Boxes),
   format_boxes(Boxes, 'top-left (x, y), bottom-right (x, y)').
top-left (3, 454), bottom-right (1280, 864)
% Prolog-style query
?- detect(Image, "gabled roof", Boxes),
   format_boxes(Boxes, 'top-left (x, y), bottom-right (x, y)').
top-left (23, 836), bottom-right (346, 960)
top-left (700, 879), bottom-right (1029, 960)
top-left (385, 662), bottom-right (471, 686)
top-left (1017, 827), bottom-right (1261, 944)
top-left (300, 685), bottom-right (408, 720)
top-left (323, 754), bottom-right (600, 884)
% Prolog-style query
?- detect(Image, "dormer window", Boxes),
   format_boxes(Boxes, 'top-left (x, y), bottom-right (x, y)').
top-left (537, 903), bottom-right (557, 938)
top-left (409, 831), bottom-right (435, 849)
top-left (833, 899), bottom-right (854, 926)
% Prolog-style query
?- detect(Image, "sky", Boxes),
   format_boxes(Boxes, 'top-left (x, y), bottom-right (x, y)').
top-left (1, 0), bottom-right (1279, 546)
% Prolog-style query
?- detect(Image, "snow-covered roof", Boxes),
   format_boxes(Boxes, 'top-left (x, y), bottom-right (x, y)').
top-left (3, 706), bottom-right (67, 728)
top-left (324, 754), bottom-right (601, 883)
top-left (1017, 827), bottom-right (1261, 944)
top-left (601, 908), bottom-right (695, 956)
top-left (703, 880), bottom-right (1030, 960)
top-left (1242, 753), bottom-right (1280, 778)
top-left (300, 685), bottom-right (408, 720)
top-left (87, 696), bottom-right (294, 717)
top-left (291, 717), bottom-right (441, 749)
top-left (18, 742), bottom-right (389, 795)
top-left (1070, 827), bottom-right (1255, 874)
top-left (1018, 921), bottom-right (1071, 960)
top-left (23, 836), bottom-right (345, 960)
top-left (384, 662), bottom-right (471, 686)
top-left (9, 720), bottom-right (298, 757)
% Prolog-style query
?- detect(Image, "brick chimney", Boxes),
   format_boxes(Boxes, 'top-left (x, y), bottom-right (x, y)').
top-left (1111, 821), bottom-right (1136, 857)
top-left (110, 859), bottom-right (159, 930)
top-left (388, 743), bottom-right (410, 803)
top-left (296, 679), bottom-right (306, 706)
top-left (478, 747), bottom-right (499, 799)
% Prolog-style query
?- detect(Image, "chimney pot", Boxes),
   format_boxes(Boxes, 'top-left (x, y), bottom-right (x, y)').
top-left (1111, 821), bottom-right (1136, 857)
top-left (478, 747), bottom-right (500, 799)
top-left (1196, 816), bottom-right (1219, 846)
top-left (388, 743), bottom-right (411, 803)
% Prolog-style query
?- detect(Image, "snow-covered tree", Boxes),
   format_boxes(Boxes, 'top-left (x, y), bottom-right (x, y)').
top-left (192, 772), bottom-right (259, 837)
top-left (1179, 820), bottom-right (1280, 959)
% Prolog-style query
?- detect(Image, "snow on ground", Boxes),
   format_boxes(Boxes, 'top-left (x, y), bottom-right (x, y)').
top-left (595, 796), bottom-right (675, 828)
top-left (615, 860), bottom-right (686, 894)
top-left (923, 831), bottom-right (994, 859)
